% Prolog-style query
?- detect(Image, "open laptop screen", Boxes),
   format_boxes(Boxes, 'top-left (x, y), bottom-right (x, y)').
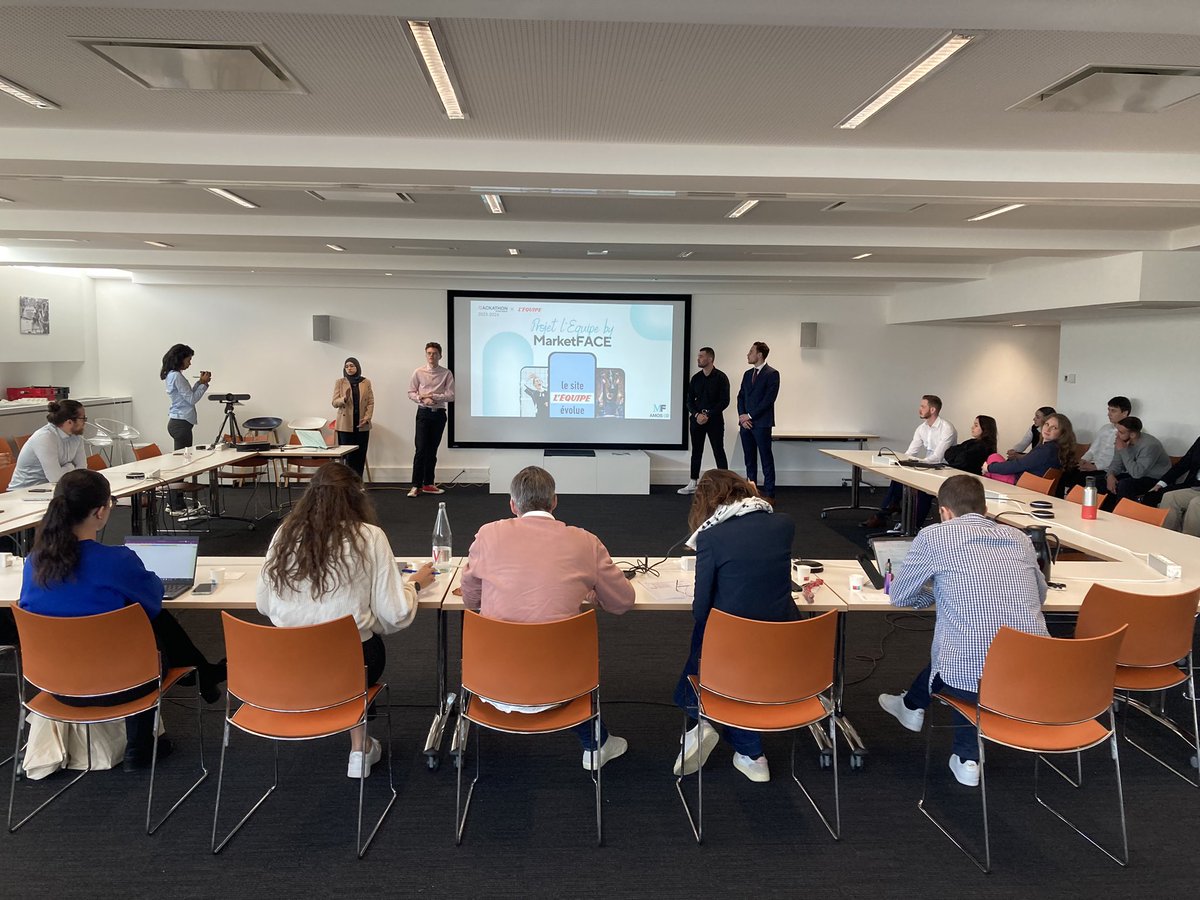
top-left (124, 536), bottom-right (200, 581)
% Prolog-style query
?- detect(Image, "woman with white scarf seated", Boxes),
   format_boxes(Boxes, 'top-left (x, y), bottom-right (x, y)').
top-left (671, 469), bottom-right (798, 783)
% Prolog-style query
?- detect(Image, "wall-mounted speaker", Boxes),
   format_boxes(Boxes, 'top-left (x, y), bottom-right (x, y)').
top-left (313, 315), bottom-right (331, 342)
top-left (799, 321), bottom-right (818, 349)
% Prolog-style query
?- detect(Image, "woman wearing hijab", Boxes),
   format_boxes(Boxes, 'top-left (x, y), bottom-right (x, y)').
top-left (332, 357), bottom-right (374, 478)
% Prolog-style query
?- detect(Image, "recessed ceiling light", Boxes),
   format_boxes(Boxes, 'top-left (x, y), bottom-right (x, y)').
top-left (0, 196), bottom-right (14, 203)
top-left (144, 240), bottom-right (173, 248)
top-left (406, 20), bottom-right (467, 120)
top-left (481, 193), bottom-right (505, 214)
top-left (16, 237), bottom-right (87, 243)
top-left (205, 187), bottom-right (258, 209)
top-left (1012, 323), bottom-right (1028, 327)
top-left (326, 243), bottom-right (346, 252)
top-left (838, 32), bottom-right (976, 129)
top-left (725, 200), bottom-right (759, 219)
top-left (305, 190), bottom-right (326, 201)
top-left (677, 250), bottom-right (694, 258)
top-left (586, 249), bottom-right (609, 256)
top-left (508, 248), bottom-right (520, 256)
top-left (0, 74), bottom-right (58, 109)
top-left (852, 252), bottom-right (873, 260)
top-left (385, 272), bottom-right (393, 276)
top-left (966, 203), bottom-right (1026, 222)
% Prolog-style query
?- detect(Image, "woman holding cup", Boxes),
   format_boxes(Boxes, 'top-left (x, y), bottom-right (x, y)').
top-left (671, 469), bottom-right (797, 784)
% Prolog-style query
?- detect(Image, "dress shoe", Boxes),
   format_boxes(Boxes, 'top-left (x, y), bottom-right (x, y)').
top-left (861, 513), bottom-right (887, 529)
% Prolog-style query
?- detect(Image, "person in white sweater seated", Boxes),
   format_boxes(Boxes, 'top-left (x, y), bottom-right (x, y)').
top-left (256, 463), bottom-right (435, 778)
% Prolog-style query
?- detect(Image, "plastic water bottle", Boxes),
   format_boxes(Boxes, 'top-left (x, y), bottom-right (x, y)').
top-left (1082, 476), bottom-right (1098, 520)
top-left (432, 501), bottom-right (452, 570)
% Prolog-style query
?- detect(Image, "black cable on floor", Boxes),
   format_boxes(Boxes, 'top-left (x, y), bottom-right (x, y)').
top-left (844, 611), bottom-right (933, 686)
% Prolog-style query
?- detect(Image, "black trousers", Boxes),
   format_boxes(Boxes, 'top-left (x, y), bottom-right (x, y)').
top-left (55, 609), bottom-right (216, 756)
top-left (689, 416), bottom-right (728, 480)
top-left (412, 408), bottom-right (447, 487)
top-left (1103, 474), bottom-right (1160, 511)
top-left (166, 419), bottom-right (195, 509)
top-left (336, 430), bottom-right (370, 479)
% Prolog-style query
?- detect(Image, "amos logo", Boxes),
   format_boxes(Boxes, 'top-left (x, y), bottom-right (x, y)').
top-left (648, 402), bottom-right (670, 419)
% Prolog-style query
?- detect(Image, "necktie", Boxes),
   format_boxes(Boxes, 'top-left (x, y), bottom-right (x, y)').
top-left (751, 368), bottom-right (758, 385)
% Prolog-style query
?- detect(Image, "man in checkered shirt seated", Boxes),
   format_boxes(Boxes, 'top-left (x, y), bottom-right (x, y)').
top-left (876, 474), bottom-right (1049, 787)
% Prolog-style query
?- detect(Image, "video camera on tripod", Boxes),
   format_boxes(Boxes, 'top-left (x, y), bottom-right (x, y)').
top-left (209, 392), bottom-right (252, 446)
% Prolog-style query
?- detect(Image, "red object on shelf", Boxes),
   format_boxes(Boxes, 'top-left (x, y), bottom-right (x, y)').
top-left (6, 386), bottom-right (69, 401)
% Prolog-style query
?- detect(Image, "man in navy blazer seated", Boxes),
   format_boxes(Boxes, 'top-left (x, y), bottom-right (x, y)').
top-left (736, 341), bottom-right (781, 500)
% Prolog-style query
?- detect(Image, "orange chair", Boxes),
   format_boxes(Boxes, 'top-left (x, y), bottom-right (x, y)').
top-left (1113, 498), bottom-right (1169, 527)
top-left (1017, 472), bottom-right (1056, 495)
top-left (86, 453), bottom-right (107, 471)
top-left (214, 434), bottom-right (270, 488)
top-left (920, 625), bottom-right (1128, 873)
top-left (213, 614), bottom-right (396, 858)
top-left (14, 434), bottom-right (31, 451)
top-left (679, 608), bottom-right (842, 843)
top-left (1065, 485), bottom-right (1109, 508)
top-left (455, 609), bottom-right (604, 846)
top-left (277, 434), bottom-right (330, 488)
top-left (8, 605), bottom-right (206, 834)
top-left (1076, 585), bottom-right (1200, 785)
top-left (0, 462), bottom-right (14, 493)
top-left (133, 443), bottom-right (161, 461)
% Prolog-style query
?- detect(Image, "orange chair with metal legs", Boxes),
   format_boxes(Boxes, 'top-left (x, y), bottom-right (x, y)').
top-left (454, 609), bottom-right (603, 846)
top-left (213, 613), bottom-right (396, 858)
top-left (1075, 584), bottom-right (1200, 785)
top-left (1065, 485), bottom-right (1109, 507)
top-left (677, 608), bottom-right (842, 843)
top-left (1017, 472), bottom-right (1056, 495)
top-left (919, 625), bottom-right (1128, 873)
top-left (1113, 498), bottom-right (1169, 527)
top-left (8, 605), bottom-right (207, 835)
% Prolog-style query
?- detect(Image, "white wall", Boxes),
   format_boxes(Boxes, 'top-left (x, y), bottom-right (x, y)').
top-left (1058, 309), bottom-right (1200, 453)
top-left (90, 278), bottom-right (1061, 484)
top-left (0, 267), bottom-right (99, 396)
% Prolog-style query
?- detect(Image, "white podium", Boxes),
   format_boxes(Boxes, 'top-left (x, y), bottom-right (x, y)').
top-left (488, 450), bottom-right (650, 495)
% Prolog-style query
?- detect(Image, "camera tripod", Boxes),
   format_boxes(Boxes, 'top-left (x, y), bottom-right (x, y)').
top-left (213, 397), bottom-right (245, 447)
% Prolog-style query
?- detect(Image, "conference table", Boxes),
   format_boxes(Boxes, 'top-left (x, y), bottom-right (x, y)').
top-left (0, 444), bottom-right (355, 541)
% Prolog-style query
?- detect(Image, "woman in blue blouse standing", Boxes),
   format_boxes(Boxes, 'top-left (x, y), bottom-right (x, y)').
top-left (160, 343), bottom-right (211, 510)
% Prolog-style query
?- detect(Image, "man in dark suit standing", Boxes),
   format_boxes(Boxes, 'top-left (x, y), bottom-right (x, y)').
top-left (736, 340), bottom-right (780, 499)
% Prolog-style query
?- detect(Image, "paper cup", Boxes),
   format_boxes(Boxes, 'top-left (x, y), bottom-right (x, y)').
top-left (848, 573), bottom-right (866, 592)
top-left (0, 552), bottom-right (12, 569)
top-left (679, 556), bottom-right (696, 572)
top-left (209, 568), bottom-right (226, 586)
top-left (793, 563), bottom-right (812, 583)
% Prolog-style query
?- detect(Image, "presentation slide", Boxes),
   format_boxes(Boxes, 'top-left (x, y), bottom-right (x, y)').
top-left (448, 291), bottom-right (691, 449)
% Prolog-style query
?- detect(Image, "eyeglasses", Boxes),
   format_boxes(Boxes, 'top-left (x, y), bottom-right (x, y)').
top-left (74, 416), bottom-right (88, 422)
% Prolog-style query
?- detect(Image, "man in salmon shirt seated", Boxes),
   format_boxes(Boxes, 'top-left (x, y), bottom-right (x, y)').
top-left (461, 466), bottom-right (636, 770)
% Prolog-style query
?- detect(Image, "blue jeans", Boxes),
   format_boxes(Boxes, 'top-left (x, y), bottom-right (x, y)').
top-left (904, 664), bottom-right (980, 762)
top-left (572, 719), bottom-right (609, 752)
top-left (674, 629), bottom-right (764, 758)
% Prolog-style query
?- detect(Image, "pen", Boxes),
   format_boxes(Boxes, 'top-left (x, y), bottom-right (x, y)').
top-left (402, 569), bottom-right (441, 575)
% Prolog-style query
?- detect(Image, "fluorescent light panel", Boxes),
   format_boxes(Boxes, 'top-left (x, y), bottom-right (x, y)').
top-left (0, 196), bottom-right (13, 203)
top-left (481, 193), bottom-right (505, 214)
top-left (205, 187), bottom-right (258, 209)
top-left (966, 203), bottom-right (1026, 222)
top-left (0, 74), bottom-right (58, 109)
top-left (838, 33), bottom-right (976, 129)
top-left (507, 248), bottom-right (520, 256)
top-left (144, 240), bottom-right (173, 248)
top-left (677, 250), bottom-right (694, 258)
top-left (325, 243), bottom-right (346, 252)
top-left (406, 20), bottom-right (466, 120)
top-left (852, 252), bottom-right (873, 260)
top-left (586, 249), bottom-right (609, 256)
top-left (725, 200), bottom-right (759, 219)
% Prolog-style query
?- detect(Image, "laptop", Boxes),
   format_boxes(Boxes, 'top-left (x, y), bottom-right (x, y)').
top-left (869, 536), bottom-right (915, 580)
top-left (293, 429), bottom-right (328, 449)
top-left (124, 535), bottom-right (200, 599)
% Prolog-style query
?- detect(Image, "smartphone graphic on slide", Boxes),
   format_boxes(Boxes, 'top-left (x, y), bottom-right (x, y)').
top-left (547, 352), bottom-right (596, 418)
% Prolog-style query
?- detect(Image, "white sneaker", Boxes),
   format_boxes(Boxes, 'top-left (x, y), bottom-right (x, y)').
top-left (347, 737), bottom-right (382, 779)
top-left (407, 487), bottom-right (420, 498)
top-left (949, 754), bottom-right (980, 787)
top-left (582, 735), bottom-right (628, 771)
top-left (732, 752), bottom-right (771, 783)
top-left (673, 720), bottom-right (719, 776)
top-left (677, 480), bottom-right (697, 495)
top-left (878, 692), bottom-right (925, 732)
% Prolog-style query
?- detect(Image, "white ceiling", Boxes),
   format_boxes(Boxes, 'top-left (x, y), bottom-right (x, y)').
top-left (2, 0), bottom-right (1200, 290)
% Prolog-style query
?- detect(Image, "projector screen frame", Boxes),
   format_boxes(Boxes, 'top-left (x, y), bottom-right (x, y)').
top-left (447, 289), bottom-right (692, 450)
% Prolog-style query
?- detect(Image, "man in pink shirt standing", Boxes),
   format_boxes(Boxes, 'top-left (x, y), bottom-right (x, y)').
top-left (407, 341), bottom-right (456, 498)
top-left (461, 466), bottom-right (636, 770)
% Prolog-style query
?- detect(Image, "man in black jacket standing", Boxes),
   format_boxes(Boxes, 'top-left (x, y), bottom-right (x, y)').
top-left (736, 341), bottom-right (781, 501)
top-left (678, 346), bottom-right (730, 494)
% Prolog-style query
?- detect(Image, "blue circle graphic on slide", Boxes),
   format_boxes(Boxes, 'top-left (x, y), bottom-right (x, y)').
top-left (629, 304), bottom-right (672, 341)
top-left (481, 332), bottom-right (534, 416)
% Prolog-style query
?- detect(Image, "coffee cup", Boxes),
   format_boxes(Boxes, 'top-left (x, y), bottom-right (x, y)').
top-left (848, 573), bottom-right (867, 592)
top-left (209, 567), bottom-right (225, 586)
top-left (793, 563), bottom-right (812, 583)
top-left (0, 552), bottom-right (12, 569)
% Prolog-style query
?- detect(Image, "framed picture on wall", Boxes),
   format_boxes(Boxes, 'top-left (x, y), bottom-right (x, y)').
top-left (19, 296), bottom-right (50, 335)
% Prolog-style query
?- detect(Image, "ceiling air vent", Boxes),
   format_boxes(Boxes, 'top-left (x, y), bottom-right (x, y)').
top-left (1010, 65), bottom-right (1200, 112)
top-left (76, 38), bottom-right (305, 93)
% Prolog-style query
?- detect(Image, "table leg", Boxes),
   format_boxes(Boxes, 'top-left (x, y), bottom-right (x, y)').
top-left (422, 607), bottom-right (457, 771)
top-left (833, 609), bottom-right (868, 769)
top-left (821, 462), bottom-right (873, 518)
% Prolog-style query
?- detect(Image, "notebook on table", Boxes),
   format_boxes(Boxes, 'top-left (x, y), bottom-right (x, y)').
top-left (124, 535), bottom-right (200, 599)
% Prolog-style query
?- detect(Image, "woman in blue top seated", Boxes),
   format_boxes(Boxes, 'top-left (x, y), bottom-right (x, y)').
top-left (19, 469), bottom-right (225, 769)
top-left (984, 412), bottom-right (1078, 482)
top-left (672, 469), bottom-right (798, 784)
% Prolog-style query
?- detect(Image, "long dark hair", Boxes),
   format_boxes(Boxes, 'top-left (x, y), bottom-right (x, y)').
top-left (264, 464), bottom-right (378, 598)
top-left (31, 469), bottom-right (111, 588)
top-left (688, 469), bottom-right (758, 533)
top-left (975, 415), bottom-right (998, 456)
top-left (1046, 413), bottom-right (1079, 471)
top-left (159, 343), bottom-right (194, 380)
